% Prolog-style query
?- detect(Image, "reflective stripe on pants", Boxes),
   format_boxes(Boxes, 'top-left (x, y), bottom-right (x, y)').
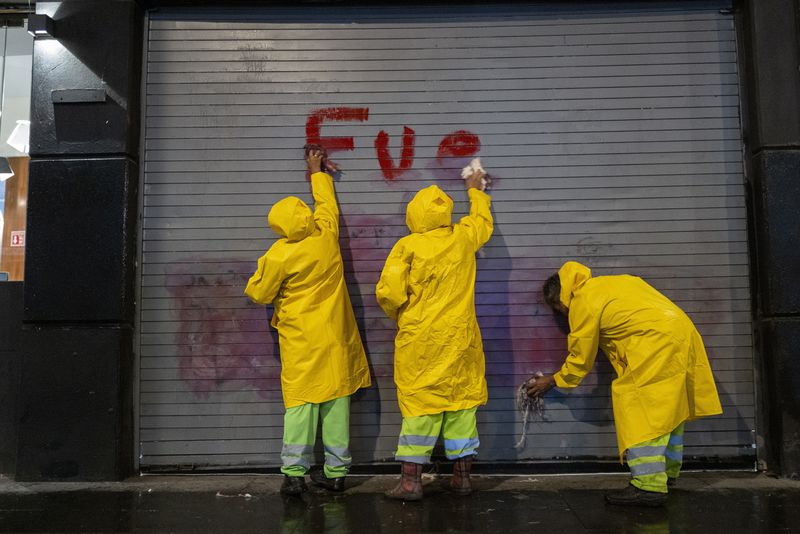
top-left (627, 422), bottom-right (686, 494)
top-left (395, 407), bottom-right (479, 464)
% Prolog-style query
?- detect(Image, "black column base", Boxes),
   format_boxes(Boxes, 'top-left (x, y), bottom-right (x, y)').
top-left (759, 318), bottom-right (800, 479)
top-left (15, 326), bottom-right (133, 481)
top-left (0, 282), bottom-right (24, 476)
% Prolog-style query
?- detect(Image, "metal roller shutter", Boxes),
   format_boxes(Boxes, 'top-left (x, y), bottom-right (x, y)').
top-left (138, 1), bottom-right (755, 469)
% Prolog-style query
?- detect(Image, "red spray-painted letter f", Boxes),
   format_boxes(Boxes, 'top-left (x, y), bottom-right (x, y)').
top-left (305, 107), bottom-right (370, 153)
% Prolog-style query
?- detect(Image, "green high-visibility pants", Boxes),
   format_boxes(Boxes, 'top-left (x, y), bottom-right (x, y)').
top-left (627, 422), bottom-right (686, 494)
top-left (281, 395), bottom-right (351, 479)
top-left (395, 407), bottom-right (479, 464)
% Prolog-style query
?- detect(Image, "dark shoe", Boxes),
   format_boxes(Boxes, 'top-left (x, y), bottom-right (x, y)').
top-left (280, 475), bottom-right (308, 496)
top-left (605, 483), bottom-right (667, 507)
top-left (385, 462), bottom-right (423, 501)
top-left (310, 469), bottom-right (346, 492)
top-left (449, 456), bottom-right (474, 496)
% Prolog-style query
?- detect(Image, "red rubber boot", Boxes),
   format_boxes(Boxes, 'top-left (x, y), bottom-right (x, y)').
top-left (450, 456), bottom-right (473, 496)
top-left (385, 462), bottom-right (424, 501)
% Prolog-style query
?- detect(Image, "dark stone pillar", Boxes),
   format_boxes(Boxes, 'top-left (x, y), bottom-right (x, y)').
top-left (0, 282), bottom-right (23, 476)
top-left (738, 0), bottom-right (800, 478)
top-left (16, 0), bottom-right (142, 481)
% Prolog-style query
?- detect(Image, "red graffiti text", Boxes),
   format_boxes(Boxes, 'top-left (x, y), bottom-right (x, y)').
top-left (307, 107), bottom-right (480, 181)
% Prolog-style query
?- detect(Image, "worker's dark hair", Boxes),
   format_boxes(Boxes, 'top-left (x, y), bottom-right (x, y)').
top-left (542, 273), bottom-right (561, 309)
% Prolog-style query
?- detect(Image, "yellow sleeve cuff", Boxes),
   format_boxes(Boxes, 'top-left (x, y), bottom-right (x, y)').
top-left (467, 188), bottom-right (490, 201)
top-left (553, 372), bottom-right (576, 389)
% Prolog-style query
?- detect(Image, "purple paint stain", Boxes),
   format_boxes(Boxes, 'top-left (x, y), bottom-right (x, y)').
top-left (341, 213), bottom-right (406, 252)
top-left (422, 156), bottom-right (503, 194)
top-left (165, 260), bottom-right (283, 400)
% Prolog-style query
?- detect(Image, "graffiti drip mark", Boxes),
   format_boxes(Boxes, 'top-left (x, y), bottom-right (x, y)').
top-left (437, 130), bottom-right (481, 160)
top-left (305, 107), bottom-right (370, 152)
top-left (374, 126), bottom-right (416, 180)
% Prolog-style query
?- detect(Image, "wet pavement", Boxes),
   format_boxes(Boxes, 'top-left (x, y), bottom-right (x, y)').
top-left (1, 472), bottom-right (799, 533)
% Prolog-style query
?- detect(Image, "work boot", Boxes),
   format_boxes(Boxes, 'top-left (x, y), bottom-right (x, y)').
top-left (385, 462), bottom-right (423, 501)
top-left (605, 483), bottom-right (667, 507)
top-left (449, 456), bottom-right (474, 496)
top-left (310, 469), bottom-right (346, 492)
top-left (280, 475), bottom-right (308, 496)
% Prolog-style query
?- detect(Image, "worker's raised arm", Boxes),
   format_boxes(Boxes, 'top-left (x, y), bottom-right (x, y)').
top-left (457, 188), bottom-right (493, 252)
top-left (307, 148), bottom-right (340, 237)
top-left (311, 172), bottom-right (339, 237)
top-left (553, 297), bottom-right (601, 388)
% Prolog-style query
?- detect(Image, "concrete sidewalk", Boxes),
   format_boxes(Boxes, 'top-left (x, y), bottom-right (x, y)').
top-left (1, 472), bottom-right (798, 533)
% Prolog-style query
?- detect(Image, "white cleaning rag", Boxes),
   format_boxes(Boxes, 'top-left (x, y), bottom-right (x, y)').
top-left (461, 157), bottom-right (489, 191)
top-left (514, 372), bottom-right (546, 449)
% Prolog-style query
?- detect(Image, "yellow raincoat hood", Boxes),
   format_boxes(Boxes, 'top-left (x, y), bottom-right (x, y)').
top-left (558, 261), bottom-right (592, 308)
top-left (268, 196), bottom-right (316, 242)
top-left (405, 185), bottom-right (454, 233)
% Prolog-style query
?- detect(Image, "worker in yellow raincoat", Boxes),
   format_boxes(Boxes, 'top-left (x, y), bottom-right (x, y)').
top-left (245, 149), bottom-right (371, 496)
top-left (527, 261), bottom-right (722, 506)
top-left (376, 169), bottom-right (493, 501)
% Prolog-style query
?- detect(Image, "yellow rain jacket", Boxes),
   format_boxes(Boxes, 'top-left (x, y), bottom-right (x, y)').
top-left (553, 261), bottom-right (722, 458)
top-left (376, 185), bottom-right (493, 417)
top-left (244, 172), bottom-right (371, 408)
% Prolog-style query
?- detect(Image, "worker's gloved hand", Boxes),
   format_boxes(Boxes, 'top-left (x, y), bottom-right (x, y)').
top-left (525, 374), bottom-right (556, 398)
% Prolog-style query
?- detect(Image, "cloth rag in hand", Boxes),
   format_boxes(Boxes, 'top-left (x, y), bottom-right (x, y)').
top-left (515, 372), bottom-right (546, 449)
top-left (461, 157), bottom-right (489, 191)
